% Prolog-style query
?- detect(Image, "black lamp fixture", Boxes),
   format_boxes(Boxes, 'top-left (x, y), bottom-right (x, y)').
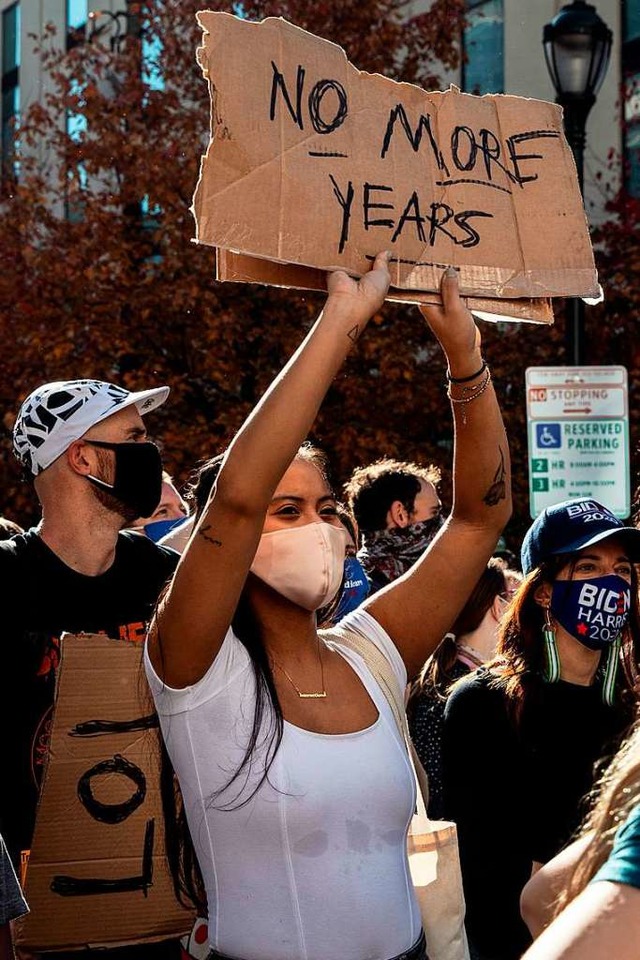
top-left (88, 5), bottom-right (141, 51)
top-left (543, 1), bottom-right (612, 190)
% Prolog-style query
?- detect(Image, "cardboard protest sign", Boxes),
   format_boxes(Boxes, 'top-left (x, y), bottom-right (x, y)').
top-left (192, 13), bottom-right (599, 322)
top-left (15, 634), bottom-right (194, 952)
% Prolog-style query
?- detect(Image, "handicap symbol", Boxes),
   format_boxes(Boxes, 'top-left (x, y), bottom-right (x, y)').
top-left (536, 423), bottom-right (561, 449)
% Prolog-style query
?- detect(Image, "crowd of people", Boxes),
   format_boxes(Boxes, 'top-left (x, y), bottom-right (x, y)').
top-left (1, 258), bottom-right (639, 960)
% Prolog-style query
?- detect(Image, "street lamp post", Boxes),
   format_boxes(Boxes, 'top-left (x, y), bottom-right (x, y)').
top-left (542, 1), bottom-right (612, 366)
top-left (88, 4), bottom-right (142, 52)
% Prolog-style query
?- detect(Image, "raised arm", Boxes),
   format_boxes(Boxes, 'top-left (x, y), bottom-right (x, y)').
top-left (148, 254), bottom-right (390, 687)
top-left (520, 835), bottom-right (593, 939)
top-left (366, 268), bottom-right (511, 677)
top-left (520, 880), bottom-right (640, 960)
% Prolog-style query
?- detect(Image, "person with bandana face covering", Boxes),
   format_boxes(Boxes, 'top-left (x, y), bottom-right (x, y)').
top-left (0, 379), bottom-right (180, 960)
top-left (145, 257), bottom-right (512, 960)
top-left (344, 457), bottom-right (444, 594)
top-left (441, 497), bottom-right (640, 960)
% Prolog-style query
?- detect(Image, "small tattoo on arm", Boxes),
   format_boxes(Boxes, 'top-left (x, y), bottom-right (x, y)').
top-left (483, 447), bottom-right (507, 507)
top-left (347, 324), bottom-right (360, 343)
top-left (198, 524), bottom-right (222, 547)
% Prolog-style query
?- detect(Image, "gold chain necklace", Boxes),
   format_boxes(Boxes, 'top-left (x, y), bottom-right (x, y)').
top-left (272, 637), bottom-right (327, 699)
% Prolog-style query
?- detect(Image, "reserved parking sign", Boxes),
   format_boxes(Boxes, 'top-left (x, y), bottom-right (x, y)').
top-left (525, 366), bottom-right (630, 519)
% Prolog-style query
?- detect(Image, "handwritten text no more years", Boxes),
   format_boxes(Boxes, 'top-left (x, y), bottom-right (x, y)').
top-left (268, 62), bottom-right (561, 258)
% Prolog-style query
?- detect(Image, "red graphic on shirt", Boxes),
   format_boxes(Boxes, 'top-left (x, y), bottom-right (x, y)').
top-left (118, 621), bottom-right (146, 643)
top-left (32, 708), bottom-right (54, 788)
top-left (36, 635), bottom-right (60, 677)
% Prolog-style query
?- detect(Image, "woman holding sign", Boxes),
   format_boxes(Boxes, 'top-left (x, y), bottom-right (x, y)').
top-left (442, 498), bottom-right (640, 960)
top-left (145, 255), bottom-right (511, 960)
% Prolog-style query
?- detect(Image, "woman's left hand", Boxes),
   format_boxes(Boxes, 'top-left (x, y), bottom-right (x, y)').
top-left (419, 267), bottom-right (482, 378)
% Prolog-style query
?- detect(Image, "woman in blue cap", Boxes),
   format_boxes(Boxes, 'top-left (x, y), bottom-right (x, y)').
top-left (441, 497), bottom-right (640, 960)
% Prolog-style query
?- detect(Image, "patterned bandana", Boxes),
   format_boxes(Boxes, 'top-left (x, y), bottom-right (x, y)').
top-left (358, 515), bottom-right (444, 588)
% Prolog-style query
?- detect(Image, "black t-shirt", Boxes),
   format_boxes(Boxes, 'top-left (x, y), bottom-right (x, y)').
top-left (442, 668), bottom-right (628, 960)
top-left (407, 659), bottom-right (470, 820)
top-left (0, 529), bottom-right (178, 939)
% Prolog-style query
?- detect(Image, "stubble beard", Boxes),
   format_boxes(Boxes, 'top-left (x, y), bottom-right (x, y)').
top-left (90, 449), bottom-right (139, 527)
top-left (89, 483), bottom-right (139, 527)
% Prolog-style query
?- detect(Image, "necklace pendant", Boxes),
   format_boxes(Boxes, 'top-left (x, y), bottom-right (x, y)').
top-left (298, 691), bottom-right (327, 699)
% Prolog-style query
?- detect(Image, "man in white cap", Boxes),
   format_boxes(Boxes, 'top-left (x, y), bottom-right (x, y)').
top-left (0, 379), bottom-right (180, 959)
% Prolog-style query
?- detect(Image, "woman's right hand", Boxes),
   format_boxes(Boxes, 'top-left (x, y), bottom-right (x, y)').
top-left (325, 251), bottom-right (391, 332)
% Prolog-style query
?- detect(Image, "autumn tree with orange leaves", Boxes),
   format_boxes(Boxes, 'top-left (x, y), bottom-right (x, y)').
top-left (0, 0), bottom-right (638, 550)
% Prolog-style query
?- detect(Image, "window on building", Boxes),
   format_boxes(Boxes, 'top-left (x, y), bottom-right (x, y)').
top-left (2, 2), bottom-right (20, 172)
top-left (623, 0), bottom-right (640, 196)
top-left (67, 0), bottom-right (88, 49)
top-left (64, 1), bottom-right (89, 218)
top-left (142, 28), bottom-right (164, 91)
top-left (462, 0), bottom-right (504, 95)
top-left (626, 0), bottom-right (640, 41)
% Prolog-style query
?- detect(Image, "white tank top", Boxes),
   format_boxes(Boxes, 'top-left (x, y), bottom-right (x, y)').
top-left (145, 609), bottom-right (421, 960)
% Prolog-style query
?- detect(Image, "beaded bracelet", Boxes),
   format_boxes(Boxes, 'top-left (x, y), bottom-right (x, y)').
top-left (446, 359), bottom-right (487, 384)
top-left (447, 367), bottom-right (492, 424)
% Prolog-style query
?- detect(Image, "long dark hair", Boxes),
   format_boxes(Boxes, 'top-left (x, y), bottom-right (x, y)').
top-left (158, 443), bottom-right (333, 911)
top-left (408, 558), bottom-right (508, 703)
top-left (485, 554), bottom-right (640, 728)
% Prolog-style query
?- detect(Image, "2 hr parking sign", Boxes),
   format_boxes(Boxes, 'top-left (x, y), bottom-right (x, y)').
top-left (525, 367), bottom-right (630, 519)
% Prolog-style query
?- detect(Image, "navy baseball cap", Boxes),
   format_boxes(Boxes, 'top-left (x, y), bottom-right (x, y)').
top-left (521, 498), bottom-right (640, 576)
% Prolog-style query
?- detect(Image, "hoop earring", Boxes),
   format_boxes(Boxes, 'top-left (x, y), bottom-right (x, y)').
top-left (602, 635), bottom-right (621, 707)
top-left (543, 607), bottom-right (561, 684)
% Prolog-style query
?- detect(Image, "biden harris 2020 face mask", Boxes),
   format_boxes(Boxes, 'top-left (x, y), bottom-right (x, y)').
top-left (331, 555), bottom-right (371, 622)
top-left (250, 522), bottom-right (347, 612)
top-left (550, 574), bottom-right (631, 651)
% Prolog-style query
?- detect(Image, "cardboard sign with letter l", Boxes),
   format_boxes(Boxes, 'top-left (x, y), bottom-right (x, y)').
top-left (15, 634), bottom-right (195, 953)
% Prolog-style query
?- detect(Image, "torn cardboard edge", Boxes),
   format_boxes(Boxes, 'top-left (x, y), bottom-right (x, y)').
top-left (216, 249), bottom-right (555, 324)
top-left (192, 12), bottom-right (599, 321)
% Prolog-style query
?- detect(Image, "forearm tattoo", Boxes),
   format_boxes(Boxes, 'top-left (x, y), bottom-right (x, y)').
top-left (347, 324), bottom-right (360, 343)
top-left (197, 524), bottom-right (223, 547)
top-left (482, 447), bottom-right (507, 507)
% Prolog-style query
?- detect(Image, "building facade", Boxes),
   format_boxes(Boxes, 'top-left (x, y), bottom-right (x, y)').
top-left (460, 0), bottom-right (638, 223)
top-left (1, 1), bottom-right (637, 224)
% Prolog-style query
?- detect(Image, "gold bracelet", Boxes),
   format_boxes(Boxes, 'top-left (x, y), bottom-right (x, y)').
top-left (447, 368), bottom-right (492, 424)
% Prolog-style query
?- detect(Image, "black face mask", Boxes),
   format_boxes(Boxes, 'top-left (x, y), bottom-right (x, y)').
top-left (84, 440), bottom-right (163, 520)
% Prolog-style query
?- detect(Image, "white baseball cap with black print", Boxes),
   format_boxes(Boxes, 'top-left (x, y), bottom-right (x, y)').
top-left (13, 379), bottom-right (170, 476)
